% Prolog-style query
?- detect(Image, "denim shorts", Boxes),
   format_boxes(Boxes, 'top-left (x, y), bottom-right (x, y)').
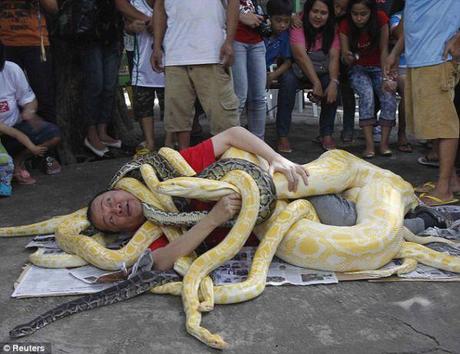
top-left (2, 120), bottom-right (60, 155)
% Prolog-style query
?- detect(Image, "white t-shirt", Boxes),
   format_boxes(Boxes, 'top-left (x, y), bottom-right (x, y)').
top-left (0, 61), bottom-right (36, 127)
top-left (130, 0), bottom-right (165, 87)
top-left (164, 0), bottom-right (227, 66)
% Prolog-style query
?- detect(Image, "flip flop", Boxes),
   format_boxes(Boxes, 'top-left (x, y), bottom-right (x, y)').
top-left (380, 149), bottom-right (393, 157)
top-left (417, 155), bottom-right (439, 167)
top-left (414, 181), bottom-right (436, 193)
top-left (397, 142), bottom-right (413, 153)
top-left (419, 193), bottom-right (459, 206)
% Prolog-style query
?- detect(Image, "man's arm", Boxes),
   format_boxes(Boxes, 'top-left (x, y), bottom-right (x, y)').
top-left (211, 127), bottom-right (309, 191)
top-left (151, 0), bottom-right (167, 72)
top-left (115, 0), bottom-right (150, 22)
top-left (291, 44), bottom-right (323, 99)
top-left (152, 193), bottom-right (241, 271)
top-left (443, 30), bottom-right (460, 61)
top-left (39, 0), bottom-right (58, 14)
top-left (219, 0), bottom-right (239, 68)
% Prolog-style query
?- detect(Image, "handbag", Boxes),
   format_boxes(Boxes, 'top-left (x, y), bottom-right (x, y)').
top-left (292, 50), bottom-right (330, 81)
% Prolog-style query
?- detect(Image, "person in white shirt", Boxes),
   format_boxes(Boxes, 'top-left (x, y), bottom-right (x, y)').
top-left (0, 42), bottom-right (61, 184)
top-left (121, 0), bottom-right (165, 154)
top-left (150, 0), bottom-right (241, 150)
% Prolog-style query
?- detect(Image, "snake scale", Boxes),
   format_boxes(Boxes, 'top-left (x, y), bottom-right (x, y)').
top-left (2, 145), bottom-right (460, 349)
top-left (9, 271), bottom-right (177, 338)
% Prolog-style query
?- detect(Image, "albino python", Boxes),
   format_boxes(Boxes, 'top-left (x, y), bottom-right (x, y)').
top-left (2, 148), bottom-right (460, 349)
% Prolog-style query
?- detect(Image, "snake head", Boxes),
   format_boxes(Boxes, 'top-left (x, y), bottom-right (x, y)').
top-left (9, 324), bottom-right (36, 338)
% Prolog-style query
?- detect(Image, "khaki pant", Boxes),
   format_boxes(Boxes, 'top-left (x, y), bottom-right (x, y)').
top-left (164, 64), bottom-right (240, 135)
top-left (405, 61), bottom-right (460, 139)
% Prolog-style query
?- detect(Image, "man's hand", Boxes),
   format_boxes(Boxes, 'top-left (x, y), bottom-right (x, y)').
top-left (266, 72), bottom-right (277, 89)
top-left (383, 51), bottom-right (398, 77)
top-left (324, 82), bottom-right (338, 104)
top-left (239, 13), bottom-right (264, 28)
top-left (291, 13), bottom-right (302, 29)
top-left (30, 144), bottom-right (48, 157)
top-left (208, 193), bottom-right (242, 226)
top-left (219, 40), bottom-right (234, 68)
top-left (343, 51), bottom-right (356, 66)
top-left (151, 47), bottom-right (164, 73)
top-left (312, 81), bottom-right (324, 100)
top-left (443, 32), bottom-right (460, 61)
top-left (268, 155), bottom-right (309, 192)
top-left (125, 19), bottom-right (148, 34)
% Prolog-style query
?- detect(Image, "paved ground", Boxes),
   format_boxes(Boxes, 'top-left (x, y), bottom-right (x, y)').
top-left (0, 113), bottom-right (459, 354)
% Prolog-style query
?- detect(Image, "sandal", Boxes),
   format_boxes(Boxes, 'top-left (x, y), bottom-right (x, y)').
top-left (417, 155), bottom-right (439, 167)
top-left (362, 151), bottom-right (375, 159)
top-left (419, 192), bottom-right (459, 206)
top-left (277, 137), bottom-right (293, 153)
top-left (380, 149), bottom-right (393, 157)
top-left (320, 136), bottom-right (336, 151)
top-left (397, 142), bottom-right (413, 153)
top-left (414, 181), bottom-right (436, 193)
top-left (13, 169), bottom-right (36, 185)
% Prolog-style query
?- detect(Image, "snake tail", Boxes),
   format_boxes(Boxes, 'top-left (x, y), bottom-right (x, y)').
top-left (9, 271), bottom-right (175, 338)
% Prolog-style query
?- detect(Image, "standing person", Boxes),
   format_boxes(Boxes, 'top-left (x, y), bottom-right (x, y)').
top-left (385, 1), bottom-right (460, 206)
top-left (339, 0), bottom-right (396, 158)
top-left (80, 1), bottom-right (124, 157)
top-left (151, 0), bottom-right (240, 150)
top-left (0, 0), bottom-right (58, 124)
top-left (290, 0), bottom-right (340, 151)
top-left (122, 0), bottom-right (164, 155)
top-left (334, 0), bottom-right (356, 144)
top-left (388, 0), bottom-right (411, 153)
top-left (232, 0), bottom-right (269, 140)
top-left (263, 0), bottom-right (294, 152)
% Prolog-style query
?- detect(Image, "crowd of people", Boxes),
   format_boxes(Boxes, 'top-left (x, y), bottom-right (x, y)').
top-left (0, 0), bottom-right (459, 207)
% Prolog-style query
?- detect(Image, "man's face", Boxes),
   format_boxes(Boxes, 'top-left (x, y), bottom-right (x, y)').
top-left (90, 190), bottom-right (145, 232)
top-left (334, 0), bottom-right (349, 17)
top-left (270, 15), bottom-right (291, 35)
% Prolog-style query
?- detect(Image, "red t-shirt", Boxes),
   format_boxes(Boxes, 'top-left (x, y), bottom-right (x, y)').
top-left (235, 0), bottom-right (263, 44)
top-left (149, 139), bottom-right (259, 251)
top-left (338, 10), bottom-right (389, 67)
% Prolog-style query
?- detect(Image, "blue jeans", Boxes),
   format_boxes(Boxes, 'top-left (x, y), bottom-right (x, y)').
top-left (339, 64), bottom-right (355, 135)
top-left (276, 68), bottom-right (337, 137)
top-left (232, 41), bottom-right (267, 140)
top-left (80, 42), bottom-right (121, 126)
top-left (349, 65), bottom-right (396, 127)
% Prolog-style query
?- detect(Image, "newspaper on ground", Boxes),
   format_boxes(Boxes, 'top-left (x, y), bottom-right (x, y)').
top-left (25, 234), bottom-right (59, 250)
top-left (210, 247), bottom-right (338, 286)
top-left (12, 264), bottom-right (114, 298)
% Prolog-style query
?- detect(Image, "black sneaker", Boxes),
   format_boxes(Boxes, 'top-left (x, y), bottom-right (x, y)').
top-left (407, 205), bottom-right (452, 229)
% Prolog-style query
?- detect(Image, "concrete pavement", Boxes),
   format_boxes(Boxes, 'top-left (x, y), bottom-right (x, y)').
top-left (0, 116), bottom-right (459, 354)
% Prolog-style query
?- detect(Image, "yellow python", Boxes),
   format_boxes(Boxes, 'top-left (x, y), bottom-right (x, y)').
top-left (1, 148), bottom-right (460, 349)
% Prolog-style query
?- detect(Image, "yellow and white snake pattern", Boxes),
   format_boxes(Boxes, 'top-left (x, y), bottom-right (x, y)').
top-left (1, 148), bottom-right (460, 349)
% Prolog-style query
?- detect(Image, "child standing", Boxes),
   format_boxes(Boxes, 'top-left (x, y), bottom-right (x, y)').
top-left (339, 0), bottom-right (396, 158)
top-left (126, 0), bottom-right (165, 155)
top-left (264, 0), bottom-right (294, 152)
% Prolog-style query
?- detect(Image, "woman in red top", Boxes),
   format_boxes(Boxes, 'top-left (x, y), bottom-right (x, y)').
top-left (339, 0), bottom-right (397, 159)
top-left (232, 1), bottom-right (268, 141)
